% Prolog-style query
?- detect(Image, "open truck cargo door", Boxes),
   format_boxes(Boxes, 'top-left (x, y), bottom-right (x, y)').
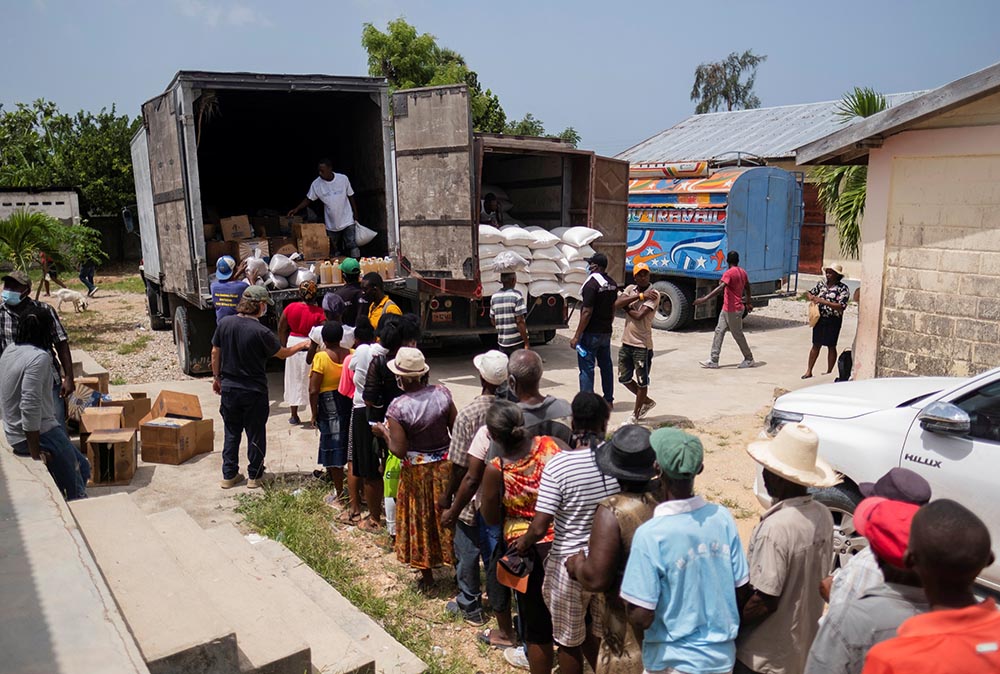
top-left (393, 84), bottom-right (476, 280)
top-left (589, 155), bottom-right (629, 283)
top-left (141, 92), bottom-right (197, 299)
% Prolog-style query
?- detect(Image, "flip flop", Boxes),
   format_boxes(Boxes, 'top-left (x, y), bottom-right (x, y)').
top-left (312, 469), bottom-right (333, 483)
top-left (357, 517), bottom-right (383, 532)
top-left (336, 510), bottom-right (362, 526)
top-left (478, 629), bottom-right (516, 650)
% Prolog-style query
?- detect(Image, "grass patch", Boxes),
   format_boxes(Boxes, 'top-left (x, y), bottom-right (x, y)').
top-left (236, 484), bottom-right (469, 674)
top-left (99, 276), bottom-right (146, 294)
top-left (116, 335), bottom-right (151, 355)
top-left (110, 376), bottom-right (128, 386)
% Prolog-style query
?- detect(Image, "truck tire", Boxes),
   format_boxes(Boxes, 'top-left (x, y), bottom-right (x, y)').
top-left (146, 284), bottom-right (170, 331)
top-left (651, 281), bottom-right (694, 331)
top-left (173, 304), bottom-right (216, 376)
top-left (811, 483), bottom-right (866, 573)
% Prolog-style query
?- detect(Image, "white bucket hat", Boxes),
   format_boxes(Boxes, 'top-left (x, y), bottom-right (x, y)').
top-left (823, 263), bottom-right (846, 278)
top-left (387, 346), bottom-right (429, 377)
top-left (747, 423), bottom-right (841, 488)
top-left (473, 350), bottom-right (509, 385)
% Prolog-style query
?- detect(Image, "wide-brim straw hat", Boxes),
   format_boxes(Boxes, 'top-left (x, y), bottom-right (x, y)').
top-left (747, 423), bottom-right (841, 488)
top-left (387, 346), bottom-right (429, 377)
top-left (823, 263), bottom-right (846, 278)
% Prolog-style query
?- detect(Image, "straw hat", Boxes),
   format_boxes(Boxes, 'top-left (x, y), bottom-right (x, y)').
top-left (746, 423), bottom-right (841, 488)
top-left (823, 263), bottom-right (846, 278)
top-left (387, 346), bottom-right (429, 377)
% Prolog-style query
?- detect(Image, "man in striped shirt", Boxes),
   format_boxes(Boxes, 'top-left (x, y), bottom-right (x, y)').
top-left (514, 392), bottom-right (620, 674)
top-left (490, 272), bottom-right (528, 355)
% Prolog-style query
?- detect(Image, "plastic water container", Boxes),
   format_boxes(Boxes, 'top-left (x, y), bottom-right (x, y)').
top-left (331, 264), bottom-right (343, 285)
top-left (319, 260), bottom-right (334, 285)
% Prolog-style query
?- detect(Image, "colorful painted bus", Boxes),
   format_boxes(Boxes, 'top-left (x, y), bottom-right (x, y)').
top-left (625, 163), bottom-right (802, 330)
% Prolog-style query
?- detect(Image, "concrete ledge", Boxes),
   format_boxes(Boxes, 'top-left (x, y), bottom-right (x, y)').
top-left (148, 508), bottom-right (312, 674)
top-left (255, 538), bottom-right (426, 674)
top-left (70, 493), bottom-right (240, 674)
top-left (0, 447), bottom-right (150, 674)
top-left (207, 524), bottom-right (376, 674)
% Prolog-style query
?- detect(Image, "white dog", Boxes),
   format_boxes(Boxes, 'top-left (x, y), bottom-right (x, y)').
top-left (54, 288), bottom-right (89, 313)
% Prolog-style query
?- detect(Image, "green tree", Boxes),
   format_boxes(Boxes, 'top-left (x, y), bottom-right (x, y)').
top-left (362, 18), bottom-right (578, 144)
top-left (811, 87), bottom-right (888, 258)
top-left (0, 210), bottom-right (106, 272)
top-left (690, 50), bottom-right (767, 114)
top-left (0, 99), bottom-right (141, 215)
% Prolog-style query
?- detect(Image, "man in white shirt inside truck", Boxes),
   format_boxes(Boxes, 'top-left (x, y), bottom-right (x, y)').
top-left (288, 158), bottom-right (360, 258)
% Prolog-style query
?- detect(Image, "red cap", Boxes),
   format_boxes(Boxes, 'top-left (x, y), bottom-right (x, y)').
top-left (854, 497), bottom-right (921, 569)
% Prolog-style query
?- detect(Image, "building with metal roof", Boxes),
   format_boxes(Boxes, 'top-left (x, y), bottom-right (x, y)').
top-left (617, 93), bottom-right (923, 165)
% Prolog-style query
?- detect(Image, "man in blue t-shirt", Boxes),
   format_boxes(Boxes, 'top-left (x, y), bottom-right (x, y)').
top-left (210, 255), bottom-right (248, 322)
top-left (621, 428), bottom-right (750, 674)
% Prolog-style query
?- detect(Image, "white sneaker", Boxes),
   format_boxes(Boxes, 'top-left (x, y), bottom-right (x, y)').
top-left (738, 359), bottom-right (755, 369)
top-left (700, 360), bottom-right (719, 369)
top-left (504, 646), bottom-right (530, 670)
top-left (620, 416), bottom-right (638, 427)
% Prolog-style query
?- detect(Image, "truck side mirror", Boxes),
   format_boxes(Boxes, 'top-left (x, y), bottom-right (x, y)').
top-left (918, 401), bottom-right (971, 436)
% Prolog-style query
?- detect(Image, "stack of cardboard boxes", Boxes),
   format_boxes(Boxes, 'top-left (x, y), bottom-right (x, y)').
top-left (205, 214), bottom-right (306, 265)
top-left (76, 390), bottom-right (214, 486)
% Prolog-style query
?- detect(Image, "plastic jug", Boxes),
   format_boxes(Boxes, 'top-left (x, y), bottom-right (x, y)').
top-left (332, 263), bottom-right (343, 285)
top-left (319, 260), bottom-right (334, 285)
top-left (384, 256), bottom-right (396, 279)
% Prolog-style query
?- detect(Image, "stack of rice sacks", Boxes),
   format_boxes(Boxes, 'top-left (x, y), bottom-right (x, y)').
top-left (478, 224), bottom-right (603, 299)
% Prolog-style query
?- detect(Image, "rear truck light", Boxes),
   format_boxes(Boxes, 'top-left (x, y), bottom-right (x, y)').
top-left (429, 299), bottom-right (440, 310)
top-left (547, 296), bottom-right (557, 307)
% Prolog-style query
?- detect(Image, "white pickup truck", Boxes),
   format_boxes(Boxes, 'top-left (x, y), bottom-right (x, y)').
top-left (758, 366), bottom-right (1000, 593)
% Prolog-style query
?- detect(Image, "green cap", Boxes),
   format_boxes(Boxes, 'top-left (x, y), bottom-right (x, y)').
top-left (242, 284), bottom-right (274, 305)
top-left (650, 427), bottom-right (703, 480)
top-left (339, 258), bottom-right (360, 274)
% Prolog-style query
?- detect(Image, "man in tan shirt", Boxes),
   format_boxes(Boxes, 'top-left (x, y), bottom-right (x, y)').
top-left (614, 262), bottom-right (660, 424)
top-left (737, 423), bottom-right (838, 674)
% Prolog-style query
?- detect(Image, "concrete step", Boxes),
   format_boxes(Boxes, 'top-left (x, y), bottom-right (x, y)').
top-left (70, 493), bottom-right (241, 674)
top-left (148, 509), bottom-right (312, 674)
top-left (205, 524), bottom-right (376, 674)
top-left (0, 448), bottom-right (150, 674)
top-left (254, 538), bottom-right (426, 674)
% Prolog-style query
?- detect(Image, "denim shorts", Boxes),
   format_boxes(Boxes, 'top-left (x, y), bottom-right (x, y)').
top-left (618, 344), bottom-right (653, 387)
top-left (317, 391), bottom-right (346, 468)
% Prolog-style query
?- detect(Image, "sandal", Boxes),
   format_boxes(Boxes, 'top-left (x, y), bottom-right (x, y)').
top-left (357, 517), bottom-right (383, 532)
top-left (477, 629), bottom-right (516, 650)
top-left (312, 469), bottom-right (333, 483)
top-left (337, 510), bottom-right (362, 526)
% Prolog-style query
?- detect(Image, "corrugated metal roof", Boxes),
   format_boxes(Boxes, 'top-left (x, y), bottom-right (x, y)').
top-left (617, 93), bottom-right (925, 164)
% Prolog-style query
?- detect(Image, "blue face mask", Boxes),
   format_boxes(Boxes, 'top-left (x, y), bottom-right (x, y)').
top-left (2, 289), bottom-right (24, 306)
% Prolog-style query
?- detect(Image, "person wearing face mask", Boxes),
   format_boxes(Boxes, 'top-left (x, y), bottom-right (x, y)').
top-left (0, 271), bottom-right (75, 424)
top-left (211, 285), bottom-right (310, 489)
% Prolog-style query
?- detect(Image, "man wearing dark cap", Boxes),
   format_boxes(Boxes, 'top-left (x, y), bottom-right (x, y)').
top-left (566, 423), bottom-right (660, 674)
top-left (335, 258), bottom-right (364, 326)
top-left (621, 428), bottom-right (750, 674)
top-left (862, 500), bottom-right (999, 674)
top-left (806, 497), bottom-right (929, 674)
top-left (211, 285), bottom-right (310, 489)
top-left (0, 270), bottom-right (75, 423)
top-left (570, 252), bottom-right (619, 405)
top-left (824, 467), bottom-right (932, 608)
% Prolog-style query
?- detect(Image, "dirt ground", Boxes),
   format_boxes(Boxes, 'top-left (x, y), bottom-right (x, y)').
top-left (63, 270), bottom-right (854, 673)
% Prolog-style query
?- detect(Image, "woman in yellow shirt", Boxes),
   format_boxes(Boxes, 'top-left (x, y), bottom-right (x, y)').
top-left (310, 322), bottom-right (352, 496)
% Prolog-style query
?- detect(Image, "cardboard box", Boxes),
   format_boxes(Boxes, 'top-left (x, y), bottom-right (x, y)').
top-left (103, 392), bottom-right (152, 429)
top-left (250, 215), bottom-right (281, 237)
top-left (292, 222), bottom-right (327, 242)
top-left (279, 215), bottom-right (302, 234)
top-left (140, 418), bottom-right (215, 465)
top-left (139, 390), bottom-right (214, 465)
top-left (206, 240), bottom-right (239, 266)
top-left (220, 215), bottom-right (253, 241)
top-left (77, 374), bottom-right (109, 395)
top-left (86, 428), bottom-right (136, 486)
top-left (80, 406), bottom-right (124, 448)
top-left (237, 238), bottom-right (270, 261)
top-left (268, 237), bottom-right (298, 257)
top-left (295, 222), bottom-right (330, 260)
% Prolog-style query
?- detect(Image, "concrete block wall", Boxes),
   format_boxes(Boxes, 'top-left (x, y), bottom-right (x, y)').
top-left (877, 153), bottom-right (1000, 377)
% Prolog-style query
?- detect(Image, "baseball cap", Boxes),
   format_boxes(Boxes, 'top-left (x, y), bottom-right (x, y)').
top-left (854, 496), bottom-right (920, 568)
top-left (340, 258), bottom-right (360, 275)
top-left (859, 468), bottom-right (931, 505)
top-left (215, 255), bottom-right (236, 281)
top-left (473, 350), bottom-right (509, 385)
top-left (322, 292), bottom-right (345, 316)
top-left (585, 252), bottom-right (609, 268)
top-left (242, 285), bottom-right (274, 305)
top-left (2, 270), bottom-right (31, 287)
top-left (650, 427), bottom-right (703, 480)
top-left (633, 262), bottom-right (651, 274)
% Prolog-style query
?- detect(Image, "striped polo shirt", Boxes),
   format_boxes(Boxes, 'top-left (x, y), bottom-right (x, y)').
top-left (490, 287), bottom-right (527, 347)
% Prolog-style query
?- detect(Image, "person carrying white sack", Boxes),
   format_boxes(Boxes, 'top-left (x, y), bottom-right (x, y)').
top-left (288, 157), bottom-right (361, 258)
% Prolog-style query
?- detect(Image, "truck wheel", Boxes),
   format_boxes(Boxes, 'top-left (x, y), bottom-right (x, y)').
top-left (651, 281), bottom-right (694, 331)
top-left (811, 483), bottom-right (866, 573)
top-left (146, 284), bottom-right (170, 331)
top-left (173, 304), bottom-right (216, 376)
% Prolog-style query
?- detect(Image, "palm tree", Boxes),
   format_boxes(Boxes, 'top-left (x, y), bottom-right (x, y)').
top-left (0, 209), bottom-right (105, 272)
top-left (811, 87), bottom-right (888, 258)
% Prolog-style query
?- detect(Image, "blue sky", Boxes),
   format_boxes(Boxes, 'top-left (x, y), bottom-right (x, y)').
top-left (3, 0), bottom-right (999, 156)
